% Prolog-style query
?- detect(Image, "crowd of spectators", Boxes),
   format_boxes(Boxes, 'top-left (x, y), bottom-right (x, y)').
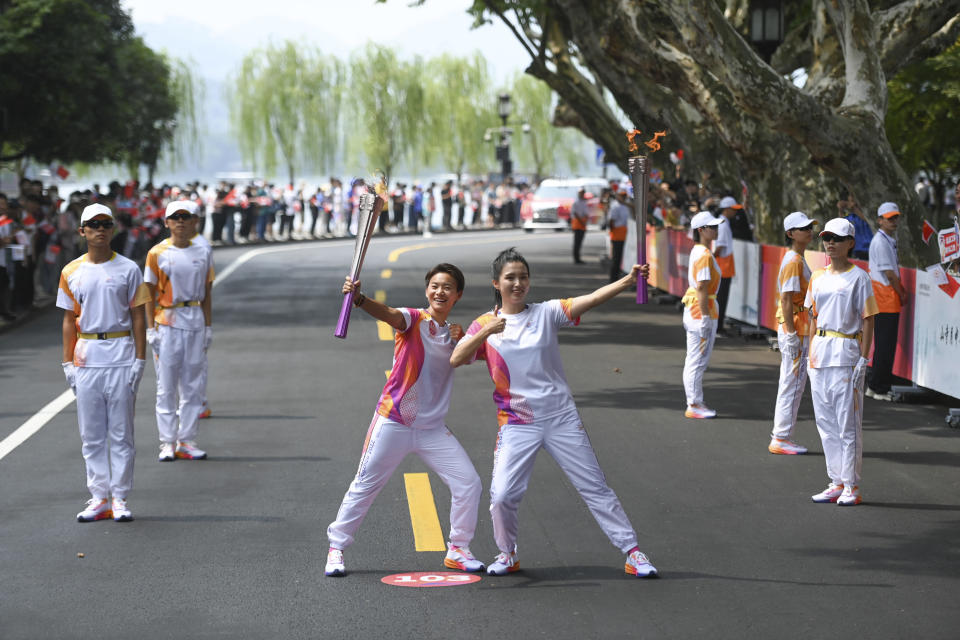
top-left (0, 174), bottom-right (538, 326)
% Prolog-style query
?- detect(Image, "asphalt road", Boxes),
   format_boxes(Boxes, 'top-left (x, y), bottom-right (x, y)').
top-left (1, 229), bottom-right (958, 639)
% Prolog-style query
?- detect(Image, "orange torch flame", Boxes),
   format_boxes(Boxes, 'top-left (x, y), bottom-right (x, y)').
top-left (645, 131), bottom-right (667, 153)
top-left (626, 129), bottom-right (642, 154)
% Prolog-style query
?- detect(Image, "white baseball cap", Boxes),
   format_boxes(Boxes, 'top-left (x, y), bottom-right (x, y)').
top-left (819, 217), bottom-right (856, 238)
top-left (80, 203), bottom-right (114, 225)
top-left (165, 200), bottom-right (198, 218)
top-left (691, 211), bottom-right (723, 229)
top-left (877, 202), bottom-right (900, 218)
top-left (719, 196), bottom-right (742, 210)
top-left (783, 211), bottom-right (818, 231)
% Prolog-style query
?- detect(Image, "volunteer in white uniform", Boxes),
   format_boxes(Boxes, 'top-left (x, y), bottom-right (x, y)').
top-left (769, 211), bottom-right (817, 455)
top-left (144, 201), bottom-right (214, 462)
top-left (806, 218), bottom-right (877, 506)
top-left (59, 204), bottom-right (149, 522)
top-left (451, 247), bottom-right (657, 578)
top-left (681, 212), bottom-right (722, 419)
top-left (325, 264), bottom-right (484, 577)
top-left (188, 205), bottom-right (213, 420)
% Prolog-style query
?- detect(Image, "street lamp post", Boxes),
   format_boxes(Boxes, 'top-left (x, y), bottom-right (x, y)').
top-left (496, 93), bottom-right (513, 180)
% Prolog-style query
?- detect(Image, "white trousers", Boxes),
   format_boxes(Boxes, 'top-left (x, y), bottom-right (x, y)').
top-left (153, 324), bottom-right (205, 444)
top-left (75, 366), bottom-right (135, 499)
top-left (682, 310), bottom-right (717, 406)
top-left (808, 365), bottom-right (863, 486)
top-left (327, 415), bottom-right (482, 550)
top-left (772, 326), bottom-right (810, 440)
top-left (489, 410), bottom-right (638, 554)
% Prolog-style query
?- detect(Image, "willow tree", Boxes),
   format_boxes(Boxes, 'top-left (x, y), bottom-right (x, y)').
top-left (348, 44), bottom-right (425, 186)
top-left (469, 0), bottom-right (960, 265)
top-left (508, 73), bottom-right (584, 182)
top-left (422, 52), bottom-right (496, 182)
top-left (114, 41), bottom-right (204, 184)
top-left (228, 41), bottom-right (344, 185)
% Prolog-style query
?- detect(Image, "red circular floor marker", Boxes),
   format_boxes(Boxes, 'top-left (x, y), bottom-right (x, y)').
top-left (381, 572), bottom-right (482, 587)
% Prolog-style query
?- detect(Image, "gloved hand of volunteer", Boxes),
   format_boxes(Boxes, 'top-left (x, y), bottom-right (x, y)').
top-left (146, 327), bottom-right (161, 354)
top-left (699, 318), bottom-right (713, 341)
top-left (204, 326), bottom-right (213, 351)
top-left (782, 331), bottom-right (800, 360)
top-left (853, 356), bottom-right (869, 390)
top-left (62, 361), bottom-right (77, 395)
top-left (128, 358), bottom-right (146, 395)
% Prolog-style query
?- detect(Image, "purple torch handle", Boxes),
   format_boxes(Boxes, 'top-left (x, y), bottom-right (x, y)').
top-left (629, 155), bottom-right (649, 304)
top-left (334, 291), bottom-right (356, 338)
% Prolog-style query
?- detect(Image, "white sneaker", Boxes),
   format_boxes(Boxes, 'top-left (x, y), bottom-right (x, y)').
top-left (811, 483), bottom-right (844, 503)
top-left (625, 550), bottom-right (658, 578)
top-left (112, 497), bottom-right (133, 522)
top-left (684, 404), bottom-right (717, 419)
top-left (77, 497), bottom-right (112, 522)
top-left (325, 548), bottom-right (346, 577)
top-left (158, 442), bottom-right (175, 462)
top-left (866, 389), bottom-right (894, 401)
top-left (175, 441), bottom-right (207, 460)
top-left (768, 438), bottom-right (808, 455)
top-left (837, 485), bottom-right (862, 506)
top-left (487, 550), bottom-right (519, 575)
top-left (444, 544), bottom-right (485, 572)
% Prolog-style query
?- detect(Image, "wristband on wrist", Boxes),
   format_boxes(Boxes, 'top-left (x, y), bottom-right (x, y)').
top-left (353, 292), bottom-right (366, 307)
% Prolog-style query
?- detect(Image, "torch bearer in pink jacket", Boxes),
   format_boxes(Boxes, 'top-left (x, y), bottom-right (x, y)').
top-left (334, 182), bottom-right (386, 338)
top-left (626, 129), bottom-right (666, 304)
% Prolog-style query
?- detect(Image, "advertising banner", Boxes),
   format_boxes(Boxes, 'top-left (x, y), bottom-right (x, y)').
top-left (913, 267), bottom-right (960, 399)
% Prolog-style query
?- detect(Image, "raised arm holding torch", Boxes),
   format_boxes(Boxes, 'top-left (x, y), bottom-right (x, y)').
top-left (334, 183), bottom-right (385, 338)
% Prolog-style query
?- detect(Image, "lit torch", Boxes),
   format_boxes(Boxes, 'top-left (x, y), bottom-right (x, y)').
top-left (334, 178), bottom-right (387, 338)
top-left (626, 129), bottom-right (665, 304)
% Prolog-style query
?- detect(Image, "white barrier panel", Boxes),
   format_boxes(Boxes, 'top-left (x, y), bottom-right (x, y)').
top-left (912, 268), bottom-right (960, 400)
top-left (726, 239), bottom-right (760, 326)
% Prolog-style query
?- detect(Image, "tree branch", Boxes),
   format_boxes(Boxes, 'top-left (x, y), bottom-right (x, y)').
top-left (877, 0), bottom-right (960, 75)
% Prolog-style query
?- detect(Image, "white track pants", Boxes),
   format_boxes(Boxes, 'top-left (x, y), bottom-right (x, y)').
top-left (772, 327), bottom-right (809, 440)
top-left (75, 366), bottom-right (135, 499)
top-left (682, 310), bottom-right (717, 406)
top-left (489, 410), bottom-right (638, 554)
top-left (808, 365), bottom-right (863, 486)
top-left (153, 324), bottom-right (205, 444)
top-left (327, 415), bottom-right (482, 550)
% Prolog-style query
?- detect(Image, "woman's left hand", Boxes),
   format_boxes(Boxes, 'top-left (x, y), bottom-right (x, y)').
top-left (449, 323), bottom-right (464, 342)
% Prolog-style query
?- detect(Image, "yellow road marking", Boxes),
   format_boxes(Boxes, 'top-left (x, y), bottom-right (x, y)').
top-left (374, 290), bottom-right (394, 340)
top-left (403, 473), bottom-right (446, 552)
top-left (388, 244), bottom-right (438, 263)
top-left (387, 235), bottom-right (522, 263)
top-left (381, 269), bottom-right (392, 279)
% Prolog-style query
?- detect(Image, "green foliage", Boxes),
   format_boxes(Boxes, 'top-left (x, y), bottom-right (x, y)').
top-left (508, 73), bottom-right (585, 179)
top-left (886, 38), bottom-right (960, 179)
top-left (0, 0), bottom-right (203, 182)
top-left (114, 38), bottom-right (178, 180)
top-left (886, 37), bottom-right (960, 221)
top-left (0, 0), bottom-right (134, 164)
top-left (348, 44), bottom-right (425, 185)
top-left (422, 52), bottom-right (497, 180)
top-left (228, 40), bottom-right (344, 185)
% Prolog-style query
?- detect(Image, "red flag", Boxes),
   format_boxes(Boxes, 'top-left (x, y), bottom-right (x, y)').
top-left (940, 274), bottom-right (960, 298)
top-left (922, 220), bottom-right (936, 244)
top-left (56, 165), bottom-right (69, 179)
top-left (676, 149), bottom-right (684, 160)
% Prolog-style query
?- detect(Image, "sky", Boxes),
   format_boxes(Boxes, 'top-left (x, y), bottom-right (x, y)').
top-left (119, 0), bottom-right (534, 182)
